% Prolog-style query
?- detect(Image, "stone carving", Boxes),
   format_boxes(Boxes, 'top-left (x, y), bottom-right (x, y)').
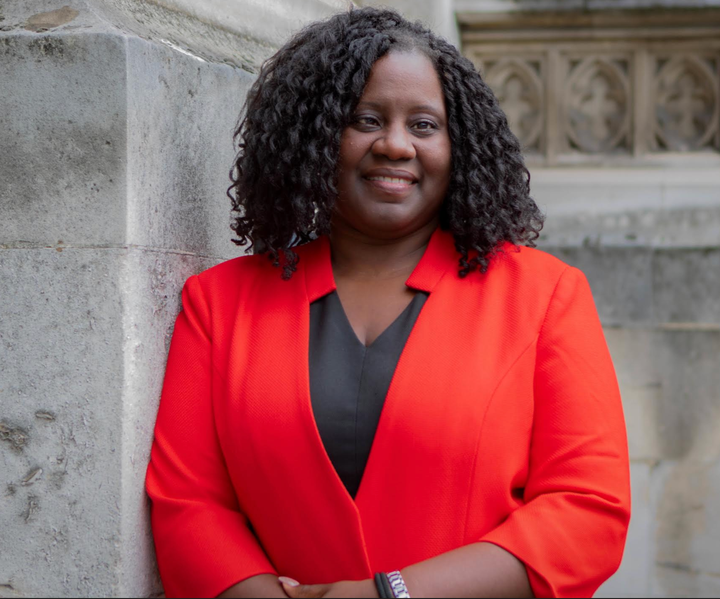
top-left (653, 56), bottom-right (719, 151)
top-left (565, 58), bottom-right (630, 153)
top-left (485, 59), bottom-right (543, 151)
top-left (465, 38), bottom-right (720, 161)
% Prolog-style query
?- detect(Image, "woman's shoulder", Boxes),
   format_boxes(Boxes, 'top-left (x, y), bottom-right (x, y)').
top-left (493, 243), bottom-right (576, 279)
top-left (190, 240), bottom-right (322, 299)
top-left (482, 243), bottom-right (590, 302)
top-left (196, 251), bottom-right (270, 283)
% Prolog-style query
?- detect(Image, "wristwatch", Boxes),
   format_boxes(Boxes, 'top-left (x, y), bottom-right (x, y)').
top-left (387, 571), bottom-right (411, 598)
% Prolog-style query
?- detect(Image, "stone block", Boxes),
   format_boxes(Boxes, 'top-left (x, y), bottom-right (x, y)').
top-left (600, 458), bottom-right (720, 598)
top-left (541, 244), bottom-right (720, 329)
top-left (651, 460), bottom-right (720, 597)
top-left (0, 32), bottom-right (128, 247)
top-left (604, 328), bottom-right (720, 463)
top-left (543, 247), bottom-right (654, 325)
top-left (596, 462), bottom-right (654, 598)
top-left (0, 27), bottom-right (253, 260)
top-left (539, 205), bottom-right (720, 250)
top-left (533, 168), bottom-right (720, 249)
top-left (653, 249), bottom-right (720, 325)
top-left (0, 247), bottom-right (218, 596)
top-left (125, 36), bottom-right (254, 259)
top-left (117, 248), bottom-right (221, 597)
top-left (0, 248), bottom-right (126, 596)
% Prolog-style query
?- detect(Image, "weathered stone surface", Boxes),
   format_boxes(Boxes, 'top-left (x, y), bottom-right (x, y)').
top-left (357, 0), bottom-right (460, 44)
top-left (596, 462), bottom-right (654, 598)
top-left (534, 168), bottom-right (720, 249)
top-left (0, 248), bottom-right (126, 597)
top-left (599, 457), bottom-right (720, 598)
top-left (0, 248), bottom-right (218, 597)
top-left (653, 249), bottom-right (720, 326)
top-left (117, 248), bottom-right (222, 597)
top-left (0, 0), bottom-right (351, 71)
top-left (125, 35), bottom-right (254, 257)
top-left (652, 460), bottom-right (720, 597)
top-left (542, 245), bottom-right (720, 328)
top-left (544, 247), bottom-right (655, 325)
top-left (0, 32), bottom-right (128, 248)
top-left (604, 327), bottom-right (720, 462)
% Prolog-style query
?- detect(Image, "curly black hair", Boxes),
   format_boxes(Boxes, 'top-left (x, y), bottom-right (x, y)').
top-left (228, 6), bottom-right (543, 279)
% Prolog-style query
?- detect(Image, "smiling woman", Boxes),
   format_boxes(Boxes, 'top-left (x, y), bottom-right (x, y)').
top-left (145, 7), bottom-right (631, 599)
top-left (335, 51), bottom-right (451, 242)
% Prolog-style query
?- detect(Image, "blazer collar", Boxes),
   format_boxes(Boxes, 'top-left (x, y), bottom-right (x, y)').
top-left (301, 227), bottom-right (457, 303)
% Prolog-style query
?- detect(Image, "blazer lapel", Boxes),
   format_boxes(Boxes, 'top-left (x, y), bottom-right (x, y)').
top-left (221, 237), bottom-right (372, 583)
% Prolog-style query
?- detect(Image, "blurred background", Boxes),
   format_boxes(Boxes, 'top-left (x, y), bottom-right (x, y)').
top-left (1, 0), bottom-right (719, 597)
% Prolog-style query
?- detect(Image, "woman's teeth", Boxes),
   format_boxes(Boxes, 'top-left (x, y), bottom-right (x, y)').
top-left (367, 176), bottom-right (413, 184)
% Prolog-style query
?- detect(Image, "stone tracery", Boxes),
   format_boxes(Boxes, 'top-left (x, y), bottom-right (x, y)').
top-left (653, 56), bottom-right (719, 152)
top-left (565, 58), bottom-right (630, 153)
top-left (484, 58), bottom-right (544, 152)
top-left (466, 39), bottom-right (720, 162)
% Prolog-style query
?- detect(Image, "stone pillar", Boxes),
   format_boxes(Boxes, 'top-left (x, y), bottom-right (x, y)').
top-left (0, 0), bottom-right (347, 596)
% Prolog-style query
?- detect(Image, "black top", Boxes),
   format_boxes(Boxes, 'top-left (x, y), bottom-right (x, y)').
top-left (308, 290), bottom-right (428, 498)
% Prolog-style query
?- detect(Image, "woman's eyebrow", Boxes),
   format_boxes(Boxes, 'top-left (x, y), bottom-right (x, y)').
top-left (356, 101), bottom-right (444, 114)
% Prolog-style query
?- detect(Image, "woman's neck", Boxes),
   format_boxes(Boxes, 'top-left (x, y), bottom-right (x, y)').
top-left (329, 219), bottom-right (438, 281)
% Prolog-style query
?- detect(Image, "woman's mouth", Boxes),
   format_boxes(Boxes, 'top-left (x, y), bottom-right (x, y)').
top-left (366, 176), bottom-right (414, 185)
top-left (363, 174), bottom-right (417, 195)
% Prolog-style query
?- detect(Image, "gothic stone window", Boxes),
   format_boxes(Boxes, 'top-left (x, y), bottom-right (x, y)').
top-left (460, 9), bottom-right (720, 166)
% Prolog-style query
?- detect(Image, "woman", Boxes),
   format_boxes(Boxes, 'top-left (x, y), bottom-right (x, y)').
top-left (146, 7), bottom-right (630, 599)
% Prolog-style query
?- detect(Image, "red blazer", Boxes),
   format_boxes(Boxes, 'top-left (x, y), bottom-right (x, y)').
top-left (146, 228), bottom-right (630, 599)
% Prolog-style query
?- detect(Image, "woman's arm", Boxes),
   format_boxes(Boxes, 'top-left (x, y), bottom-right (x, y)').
top-left (146, 275), bottom-right (278, 598)
top-left (400, 542), bottom-right (531, 598)
top-left (280, 542), bottom-right (530, 598)
top-left (218, 574), bottom-right (288, 598)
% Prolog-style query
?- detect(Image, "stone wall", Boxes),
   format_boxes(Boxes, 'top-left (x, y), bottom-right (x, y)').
top-left (461, 3), bottom-right (720, 596)
top-left (0, 0), bottom-right (347, 596)
top-left (358, 0), bottom-right (459, 45)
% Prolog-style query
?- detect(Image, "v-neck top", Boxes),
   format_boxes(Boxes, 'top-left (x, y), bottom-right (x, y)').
top-left (309, 290), bottom-right (428, 498)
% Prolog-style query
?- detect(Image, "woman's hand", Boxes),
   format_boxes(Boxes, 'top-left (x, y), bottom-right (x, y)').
top-left (279, 577), bottom-right (378, 598)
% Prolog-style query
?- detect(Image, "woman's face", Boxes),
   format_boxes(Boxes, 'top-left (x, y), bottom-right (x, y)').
top-left (334, 50), bottom-right (452, 239)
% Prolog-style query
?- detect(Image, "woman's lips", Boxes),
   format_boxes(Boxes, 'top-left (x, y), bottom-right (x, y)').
top-left (363, 175), bottom-right (416, 195)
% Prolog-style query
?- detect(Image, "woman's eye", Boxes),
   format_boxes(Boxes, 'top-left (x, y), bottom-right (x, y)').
top-left (413, 120), bottom-right (437, 132)
top-left (354, 115), bottom-right (379, 127)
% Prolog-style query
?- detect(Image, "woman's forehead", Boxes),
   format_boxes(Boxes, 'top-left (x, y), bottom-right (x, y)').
top-left (359, 51), bottom-right (445, 110)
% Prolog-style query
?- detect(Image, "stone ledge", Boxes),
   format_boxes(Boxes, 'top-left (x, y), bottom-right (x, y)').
top-left (456, 0), bottom-right (720, 16)
top-left (456, 1), bottom-right (720, 31)
top-left (544, 246), bottom-right (720, 326)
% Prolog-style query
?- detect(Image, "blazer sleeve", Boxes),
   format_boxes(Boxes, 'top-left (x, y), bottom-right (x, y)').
top-left (479, 266), bottom-right (631, 598)
top-left (145, 275), bottom-right (276, 598)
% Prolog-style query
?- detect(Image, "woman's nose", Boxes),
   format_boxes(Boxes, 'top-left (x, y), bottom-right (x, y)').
top-left (371, 124), bottom-right (417, 161)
